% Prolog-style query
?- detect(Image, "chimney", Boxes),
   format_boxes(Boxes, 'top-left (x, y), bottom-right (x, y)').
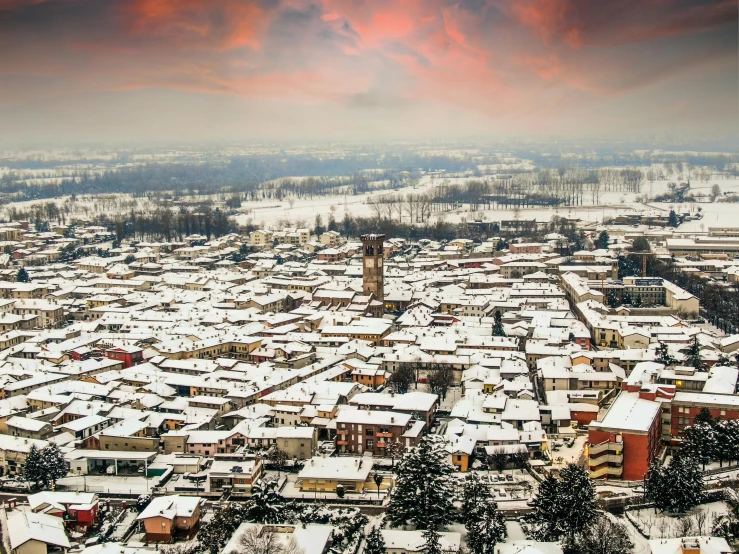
top-left (391, 416), bottom-right (394, 423)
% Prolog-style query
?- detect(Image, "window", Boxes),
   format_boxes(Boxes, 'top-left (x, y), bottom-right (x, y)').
top-left (366, 439), bottom-right (374, 449)
top-left (365, 429), bottom-right (374, 436)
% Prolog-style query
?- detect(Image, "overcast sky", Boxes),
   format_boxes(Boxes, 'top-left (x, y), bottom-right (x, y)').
top-left (0, 0), bottom-right (736, 146)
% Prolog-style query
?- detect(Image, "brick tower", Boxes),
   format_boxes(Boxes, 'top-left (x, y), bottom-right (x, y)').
top-left (361, 233), bottom-right (385, 304)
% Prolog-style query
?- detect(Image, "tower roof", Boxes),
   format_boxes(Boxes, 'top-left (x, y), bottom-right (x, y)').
top-left (361, 234), bottom-right (386, 241)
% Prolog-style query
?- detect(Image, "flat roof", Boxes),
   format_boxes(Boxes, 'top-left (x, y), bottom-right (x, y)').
top-left (67, 449), bottom-right (157, 461)
top-left (591, 391), bottom-right (660, 434)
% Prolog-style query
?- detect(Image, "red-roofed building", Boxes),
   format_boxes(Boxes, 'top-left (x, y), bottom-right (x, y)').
top-left (105, 345), bottom-right (143, 368)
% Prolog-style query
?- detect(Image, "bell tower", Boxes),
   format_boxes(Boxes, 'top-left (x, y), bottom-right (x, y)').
top-left (361, 233), bottom-right (385, 304)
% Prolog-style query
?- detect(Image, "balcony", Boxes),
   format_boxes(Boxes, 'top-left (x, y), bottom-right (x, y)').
top-left (376, 442), bottom-right (387, 448)
top-left (336, 429), bottom-right (349, 435)
top-left (376, 432), bottom-right (393, 438)
top-left (337, 440), bottom-right (349, 446)
top-left (588, 438), bottom-right (622, 457)
top-left (589, 465), bottom-right (623, 479)
top-left (588, 453), bottom-right (623, 466)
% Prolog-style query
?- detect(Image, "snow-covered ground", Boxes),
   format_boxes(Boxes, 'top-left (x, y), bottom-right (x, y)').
top-left (4, 158), bottom-right (739, 235)
top-left (628, 501), bottom-right (729, 539)
top-left (549, 435), bottom-right (587, 469)
top-left (213, 174), bottom-right (739, 230)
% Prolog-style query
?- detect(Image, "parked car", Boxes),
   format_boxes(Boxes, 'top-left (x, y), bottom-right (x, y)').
top-left (2, 479), bottom-right (30, 491)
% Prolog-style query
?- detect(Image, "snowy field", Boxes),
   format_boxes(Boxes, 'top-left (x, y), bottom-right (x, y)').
top-left (628, 501), bottom-right (729, 539)
top-left (3, 160), bottom-right (739, 235)
top-left (230, 171), bottom-right (739, 232)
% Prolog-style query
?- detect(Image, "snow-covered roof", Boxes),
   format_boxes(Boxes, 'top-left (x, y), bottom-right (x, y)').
top-left (8, 511), bottom-right (71, 550)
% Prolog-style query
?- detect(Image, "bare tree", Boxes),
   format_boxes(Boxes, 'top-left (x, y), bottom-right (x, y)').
top-left (235, 526), bottom-right (304, 554)
top-left (162, 544), bottom-right (199, 554)
top-left (566, 515), bottom-right (634, 554)
top-left (488, 448), bottom-right (508, 473)
top-left (657, 516), bottom-right (670, 539)
top-left (367, 197), bottom-right (382, 220)
top-left (693, 510), bottom-right (708, 535)
top-left (711, 184), bottom-right (721, 201)
top-left (674, 515), bottom-right (695, 538)
top-left (386, 440), bottom-right (405, 471)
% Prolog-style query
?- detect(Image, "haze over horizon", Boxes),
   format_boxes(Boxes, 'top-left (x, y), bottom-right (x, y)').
top-left (0, 0), bottom-right (737, 146)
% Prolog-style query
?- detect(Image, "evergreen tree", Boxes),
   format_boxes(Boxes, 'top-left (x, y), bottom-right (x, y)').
top-left (526, 473), bottom-right (559, 540)
top-left (597, 230), bottom-right (610, 250)
top-left (23, 444), bottom-right (43, 488)
top-left (645, 456), bottom-right (704, 513)
top-left (557, 464), bottom-right (597, 539)
top-left (713, 420), bottom-right (737, 468)
top-left (526, 464), bottom-right (596, 541)
top-left (421, 529), bottom-right (443, 554)
top-left (364, 527), bottom-right (386, 554)
top-left (644, 462), bottom-right (664, 511)
top-left (461, 473), bottom-right (492, 523)
top-left (606, 289), bottom-right (618, 307)
top-left (245, 480), bottom-right (284, 524)
top-left (266, 445), bottom-right (289, 476)
top-left (668, 210), bottom-right (679, 227)
top-left (16, 267), bottom-right (30, 283)
top-left (386, 435), bottom-right (455, 530)
top-left (198, 504), bottom-right (247, 554)
top-left (466, 501), bottom-right (506, 554)
top-left (314, 214), bottom-right (325, 236)
top-left (716, 354), bottom-right (732, 366)
top-left (41, 443), bottom-right (69, 487)
top-left (655, 342), bottom-right (675, 367)
top-left (694, 407), bottom-right (714, 426)
top-left (24, 443), bottom-right (68, 488)
top-left (680, 421), bottom-right (716, 470)
top-left (680, 418), bottom-right (739, 469)
top-left (493, 311), bottom-right (506, 337)
top-left (622, 291), bottom-right (632, 305)
top-left (631, 236), bottom-right (650, 252)
top-left (684, 336), bottom-right (706, 371)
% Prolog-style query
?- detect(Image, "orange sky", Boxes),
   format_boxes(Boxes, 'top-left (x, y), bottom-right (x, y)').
top-left (0, 0), bottom-right (736, 144)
